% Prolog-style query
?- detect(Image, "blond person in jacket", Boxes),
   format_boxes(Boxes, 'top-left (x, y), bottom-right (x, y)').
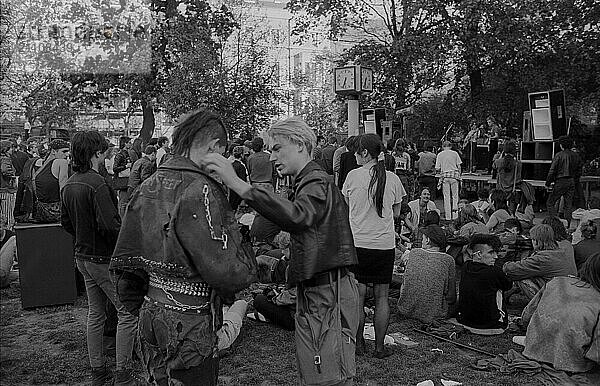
top-left (503, 224), bottom-right (577, 300)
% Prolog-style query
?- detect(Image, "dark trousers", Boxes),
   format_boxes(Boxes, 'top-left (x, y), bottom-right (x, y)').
top-left (418, 175), bottom-right (437, 200)
top-left (254, 294), bottom-right (295, 331)
top-left (547, 177), bottom-right (575, 224)
top-left (573, 178), bottom-right (586, 209)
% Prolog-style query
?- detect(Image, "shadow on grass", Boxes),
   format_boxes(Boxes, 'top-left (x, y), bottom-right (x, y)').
top-left (1, 281), bottom-right (539, 385)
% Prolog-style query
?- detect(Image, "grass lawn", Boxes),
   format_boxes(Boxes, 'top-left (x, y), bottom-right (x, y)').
top-left (1, 279), bottom-right (540, 385)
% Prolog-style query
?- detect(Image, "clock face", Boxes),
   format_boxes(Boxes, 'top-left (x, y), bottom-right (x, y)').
top-left (361, 68), bottom-right (373, 92)
top-left (335, 67), bottom-right (356, 92)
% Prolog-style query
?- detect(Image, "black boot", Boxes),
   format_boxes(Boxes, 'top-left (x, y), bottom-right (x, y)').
top-left (91, 365), bottom-right (113, 386)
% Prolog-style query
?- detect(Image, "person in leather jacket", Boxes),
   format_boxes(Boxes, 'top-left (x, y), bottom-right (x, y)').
top-left (204, 117), bottom-right (359, 385)
top-left (110, 109), bottom-right (256, 386)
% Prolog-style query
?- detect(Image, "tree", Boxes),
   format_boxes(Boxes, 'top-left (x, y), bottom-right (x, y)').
top-left (159, 0), bottom-right (280, 138)
top-left (287, 0), bottom-right (455, 110)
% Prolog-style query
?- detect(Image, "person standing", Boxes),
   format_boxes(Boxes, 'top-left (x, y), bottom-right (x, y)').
top-left (321, 135), bottom-right (338, 175)
top-left (342, 133), bottom-right (405, 359)
top-left (416, 143), bottom-right (437, 201)
top-left (229, 146), bottom-right (248, 211)
top-left (110, 109), bottom-right (256, 385)
top-left (155, 136), bottom-right (169, 166)
top-left (127, 145), bottom-right (157, 194)
top-left (112, 136), bottom-right (132, 217)
top-left (313, 135), bottom-right (325, 164)
top-left (247, 137), bottom-right (274, 192)
top-left (332, 137), bottom-right (347, 183)
top-left (435, 141), bottom-right (462, 220)
top-left (338, 136), bottom-right (360, 188)
top-left (204, 117), bottom-right (359, 385)
top-left (33, 139), bottom-right (70, 223)
top-left (0, 141), bottom-right (17, 229)
top-left (546, 135), bottom-right (582, 226)
top-left (10, 144), bottom-right (30, 182)
top-left (61, 131), bottom-right (138, 385)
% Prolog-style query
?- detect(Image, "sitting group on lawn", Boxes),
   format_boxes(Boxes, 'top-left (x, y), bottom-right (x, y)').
top-left (3, 111), bottom-right (599, 385)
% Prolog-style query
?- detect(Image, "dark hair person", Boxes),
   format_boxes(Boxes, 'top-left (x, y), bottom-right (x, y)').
top-left (342, 133), bottom-right (406, 358)
top-left (355, 133), bottom-right (387, 217)
top-left (486, 189), bottom-right (512, 232)
top-left (61, 131), bottom-right (137, 384)
top-left (71, 131), bottom-right (109, 173)
top-left (171, 109), bottom-right (228, 157)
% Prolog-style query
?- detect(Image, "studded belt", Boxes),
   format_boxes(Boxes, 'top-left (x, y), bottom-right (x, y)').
top-left (148, 272), bottom-right (211, 297)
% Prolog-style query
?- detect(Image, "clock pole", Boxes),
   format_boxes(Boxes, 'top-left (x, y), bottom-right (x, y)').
top-left (347, 95), bottom-right (359, 137)
top-left (334, 65), bottom-right (373, 138)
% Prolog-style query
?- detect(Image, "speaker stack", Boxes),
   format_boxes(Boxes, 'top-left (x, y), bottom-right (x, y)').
top-left (520, 89), bottom-right (567, 180)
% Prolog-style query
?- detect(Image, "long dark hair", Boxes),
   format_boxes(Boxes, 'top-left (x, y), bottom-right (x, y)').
top-left (356, 134), bottom-right (386, 217)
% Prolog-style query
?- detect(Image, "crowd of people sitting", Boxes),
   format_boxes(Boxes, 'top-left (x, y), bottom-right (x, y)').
top-left (1, 119), bottom-right (599, 385)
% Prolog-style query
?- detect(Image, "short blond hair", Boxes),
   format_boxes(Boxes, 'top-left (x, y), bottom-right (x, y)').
top-left (529, 224), bottom-right (558, 251)
top-left (267, 117), bottom-right (316, 156)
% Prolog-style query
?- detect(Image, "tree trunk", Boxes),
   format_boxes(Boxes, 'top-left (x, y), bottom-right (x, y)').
top-left (140, 99), bottom-right (155, 145)
top-left (469, 68), bottom-right (483, 98)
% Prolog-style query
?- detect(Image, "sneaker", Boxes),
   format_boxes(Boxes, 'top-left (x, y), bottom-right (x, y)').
top-left (91, 366), bottom-right (113, 386)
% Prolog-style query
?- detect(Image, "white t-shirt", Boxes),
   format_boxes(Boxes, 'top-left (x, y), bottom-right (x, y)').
top-left (435, 149), bottom-right (462, 173)
top-left (342, 165), bottom-right (406, 249)
top-left (156, 148), bottom-right (167, 167)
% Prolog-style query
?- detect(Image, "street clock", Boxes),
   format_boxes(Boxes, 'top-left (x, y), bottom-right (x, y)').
top-left (334, 65), bottom-right (373, 95)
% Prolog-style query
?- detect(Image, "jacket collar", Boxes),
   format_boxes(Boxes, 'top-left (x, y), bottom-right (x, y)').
top-left (159, 155), bottom-right (207, 175)
top-left (294, 161), bottom-right (321, 185)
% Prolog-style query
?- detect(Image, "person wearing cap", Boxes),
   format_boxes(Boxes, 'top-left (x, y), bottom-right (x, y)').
top-left (246, 137), bottom-right (274, 191)
top-left (435, 141), bottom-right (462, 220)
top-left (32, 139), bottom-right (70, 223)
top-left (546, 135), bottom-right (582, 226)
top-left (398, 224), bottom-right (457, 323)
top-left (127, 145), bottom-right (157, 195)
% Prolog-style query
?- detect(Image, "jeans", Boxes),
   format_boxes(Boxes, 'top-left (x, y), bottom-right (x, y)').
top-left (0, 235), bottom-right (16, 288)
top-left (117, 190), bottom-right (129, 218)
top-left (442, 177), bottom-right (459, 220)
top-left (547, 178), bottom-right (575, 224)
top-left (138, 300), bottom-right (218, 386)
top-left (76, 259), bottom-right (137, 370)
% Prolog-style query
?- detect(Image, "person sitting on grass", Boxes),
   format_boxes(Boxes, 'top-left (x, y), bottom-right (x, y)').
top-left (496, 218), bottom-right (533, 264)
top-left (486, 189), bottom-right (513, 233)
top-left (521, 253), bottom-right (600, 374)
top-left (457, 234), bottom-right (512, 335)
top-left (398, 224), bottom-right (457, 323)
top-left (574, 220), bottom-right (600, 272)
top-left (471, 188), bottom-right (490, 222)
top-left (502, 224), bottom-right (577, 301)
top-left (542, 216), bottom-right (575, 268)
top-left (457, 204), bottom-right (488, 238)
